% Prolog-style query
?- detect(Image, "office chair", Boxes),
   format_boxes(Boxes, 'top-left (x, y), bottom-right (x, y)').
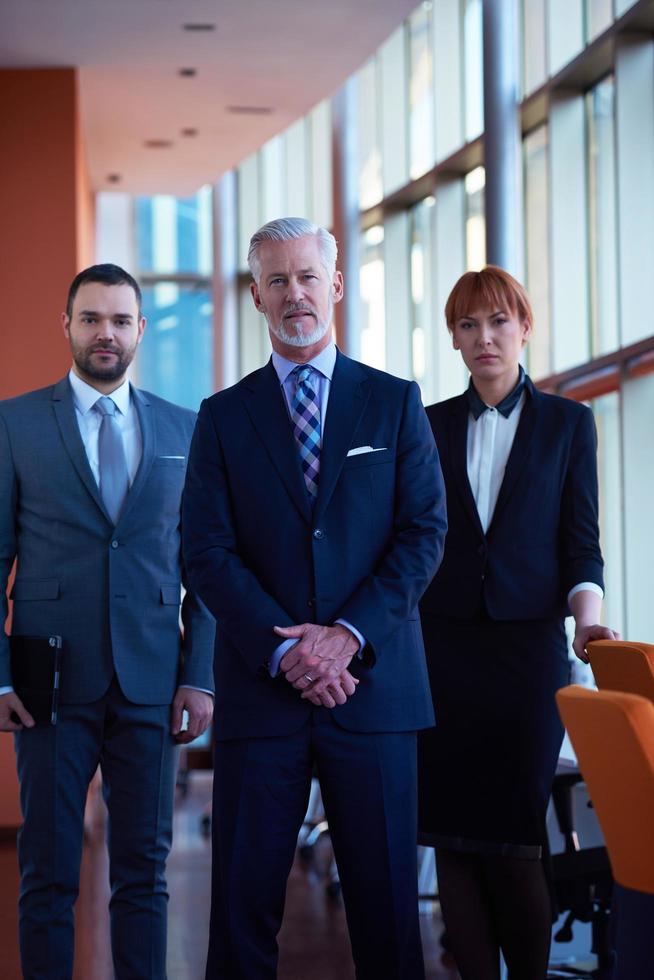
top-left (588, 639), bottom-right (654, 702)
top-left (556, 685), bottom-right (654, 980)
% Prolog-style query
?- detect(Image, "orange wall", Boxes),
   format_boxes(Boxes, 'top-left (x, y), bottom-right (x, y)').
top-left (0, 68), bottom-right (94, 826)
top-left (0, 68), bottom-right (95, 400)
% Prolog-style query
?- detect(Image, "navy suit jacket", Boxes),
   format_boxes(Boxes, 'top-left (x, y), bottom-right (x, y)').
top-left (419, 376), bottom-right (604, 623)
top-left (0, 377), bottom-right (215, 704)
top-left (182, 351), bottom-right (447, 739)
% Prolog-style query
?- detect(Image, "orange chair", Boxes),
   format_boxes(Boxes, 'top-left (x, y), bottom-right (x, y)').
top-left (557, 685), bottom-right (654, 978)
top-left (588, 639), bottom-right (654, 703)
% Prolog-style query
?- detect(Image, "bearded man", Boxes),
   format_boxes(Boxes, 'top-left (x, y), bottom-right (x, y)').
top-left (182, 218), bottom-right (447, 979)
top-left (0, 263), bottom-right (215, 979)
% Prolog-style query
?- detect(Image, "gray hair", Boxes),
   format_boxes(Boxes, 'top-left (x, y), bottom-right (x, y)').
top-left (247, 217), bottom-right (338, 284)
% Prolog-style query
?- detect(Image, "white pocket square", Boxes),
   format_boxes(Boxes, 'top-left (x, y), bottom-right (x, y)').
top-left (346, 446), bottom-right (387, 457)
top-left (159, 455), bottom-right (185, 460)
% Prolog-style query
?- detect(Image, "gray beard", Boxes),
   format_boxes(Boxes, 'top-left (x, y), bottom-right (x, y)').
top-left (267, 298), bottom-right (334, 348)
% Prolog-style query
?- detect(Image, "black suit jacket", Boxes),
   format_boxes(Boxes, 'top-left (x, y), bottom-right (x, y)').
top-left (419, 376), bottom-right (604, 623)
top-left (182, 351), bottom-right (447, 739)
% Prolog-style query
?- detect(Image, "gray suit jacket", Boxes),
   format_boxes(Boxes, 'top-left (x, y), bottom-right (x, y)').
top-left (0, 376), bottom-right (215, 705)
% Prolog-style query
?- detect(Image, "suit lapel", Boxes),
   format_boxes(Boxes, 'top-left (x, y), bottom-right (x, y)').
top-left (242, 360), bottom-right (313, 524)
top-left (489, 381), bottom-right (539, 529)
top-left (314, 352), bottom-right (369, 520)
top-left (448, 395), bottom-right (485, 539)
top-left (51, 376), bottom-right (111, 522)
top-left (115, 385), bottom-right (155, 526)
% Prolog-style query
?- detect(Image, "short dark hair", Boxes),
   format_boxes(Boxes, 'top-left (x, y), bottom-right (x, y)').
top-left (66, 264), bottom-right (142, 319)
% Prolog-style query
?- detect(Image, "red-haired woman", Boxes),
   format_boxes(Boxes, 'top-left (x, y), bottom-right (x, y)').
top-left (418, 266), bottom-right (618, 980)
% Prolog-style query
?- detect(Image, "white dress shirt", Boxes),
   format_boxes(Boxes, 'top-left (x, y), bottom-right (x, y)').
top-left (466, 382), bottom-right (603, 604)
top-left (68, 369), bottom-right (142, 486)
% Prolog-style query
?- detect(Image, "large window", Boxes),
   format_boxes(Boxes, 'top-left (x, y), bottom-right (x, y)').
top-left (524, 125), bottom-right (551, 379)
top-left (358, 58), bottom-right (384, 209)
top-left (408, 3), bottom-right (435, 180)
top-left (463, 0), bottom-right (484, 142)
top-left (410, 197), bottom-right (436, 403)
top-left (592, 391), bottom-right (625, 636)
top-left (360, 226), bottom-right (386, 370)
top-left (135, 188), bottom-right (213, 410)
top-left (587, 76), bottom-right (618, 356)
top-left (138, 284), bottom-right (213, 411)
top-left (465, 166), bottom-right (486, 270)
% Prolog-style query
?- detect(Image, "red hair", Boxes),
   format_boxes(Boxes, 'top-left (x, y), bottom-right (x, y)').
top-left (445, 266), bottom-right (533, 331)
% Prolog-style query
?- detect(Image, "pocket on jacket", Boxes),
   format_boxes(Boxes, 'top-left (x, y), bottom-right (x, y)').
top-left (160, 584), bottom-right (181, 605)
top-left (10, 579), bottom-right (60, 600)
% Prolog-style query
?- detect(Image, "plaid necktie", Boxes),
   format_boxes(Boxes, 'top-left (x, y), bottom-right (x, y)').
top-left (290, 365), bottom-right (321, 499)
top-left (94, 396), bottom-right (129, 524)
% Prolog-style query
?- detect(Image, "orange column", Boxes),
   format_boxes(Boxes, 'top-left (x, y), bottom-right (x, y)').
top-left (0, 68), bottom-right (94, 399)
top-left (0, 68), bottom-right (94, 827)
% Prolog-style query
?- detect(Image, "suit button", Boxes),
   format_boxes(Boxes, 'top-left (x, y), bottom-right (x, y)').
top-left (313, 528), bottom-right (324, 540)
top-left (308, 598), bottom-right (315, 608)
top-left (111, 540), bottom-right (119, 549)
top-left (477, 544), bottom-right (486, 557)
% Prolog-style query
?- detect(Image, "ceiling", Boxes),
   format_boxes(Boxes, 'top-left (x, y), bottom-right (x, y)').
top-left (0, 0), bottom-right (418, 196)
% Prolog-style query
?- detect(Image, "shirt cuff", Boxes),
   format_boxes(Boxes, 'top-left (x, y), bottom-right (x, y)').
top-left (567, 581), bottom-right (604, 603)
top-left (0, 686), bottom-right (13, 696)
top-left (177, 685), bottom-right (214, 697)
top-left (268, 639), bottom-right (297, 678)
top-left (334, 618), bottom-right (366, 658)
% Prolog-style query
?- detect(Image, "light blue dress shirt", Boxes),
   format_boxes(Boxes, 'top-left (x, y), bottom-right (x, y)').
top-left (267, 344), bottom-right (366, 677)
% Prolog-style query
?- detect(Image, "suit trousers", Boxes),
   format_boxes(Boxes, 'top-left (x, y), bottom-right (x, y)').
top-left (14, 676), bottom-right (177, 980)
top-left (206, 708), bottom-right (424, 980)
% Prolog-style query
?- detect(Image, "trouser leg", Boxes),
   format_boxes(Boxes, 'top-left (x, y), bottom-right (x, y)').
top-left (101, 680), bottom-right (177, 980)
top-left (205, 726), bottom-right (312, 979)
top-left (314, 717), bottom-right (425, 980)
top-left (14, 701), bottom-right (104, 980)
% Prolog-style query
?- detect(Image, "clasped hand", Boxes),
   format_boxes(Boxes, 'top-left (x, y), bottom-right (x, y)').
top-left (274, 623), bottom-right (360, 709)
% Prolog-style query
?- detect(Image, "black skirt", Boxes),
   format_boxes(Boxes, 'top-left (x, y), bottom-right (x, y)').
top-left (417, 615), bottom-right (570, 858)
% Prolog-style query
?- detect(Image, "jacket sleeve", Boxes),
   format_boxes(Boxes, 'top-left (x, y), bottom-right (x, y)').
top-left (559, 404), bottom-right (605, 600)
top-left (0, 412), bottom-right (17, 687)
top-left (182, 399), bottom-right (296, 673)
top-left (336, 381), bottom-right (447, 660)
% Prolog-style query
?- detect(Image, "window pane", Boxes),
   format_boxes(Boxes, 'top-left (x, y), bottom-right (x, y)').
top-left (465, 166), bottom-right (486, 269)
top-left (463, 0), bottom-right (484, 142)
top-left (139, 284), bottom-right (213, 410)
top-left (585, 0), bottom-right (612, 42)
top-left (409, 3), bottom-right (435, 180)
top-left (592, 392), bottom-right (624, 635)
top-left (587, 76), bottom-right (618, 355)
top-left (360, 226), bottom-right (386, 370)
top-left (522, 0), bottom-right (547, 95)
top-left (524, 125), bottom-right (551, 379)
top-left (358, 57), bottom-right (384, 210)
top-left (410, 197), bottom-right (436, 404)
top-left (136, 191), bottom-right (213, 276)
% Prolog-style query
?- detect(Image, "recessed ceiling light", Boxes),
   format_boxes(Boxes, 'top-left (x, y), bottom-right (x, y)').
top-left (144, 139), bottom-right (174, 149)
top-left (107, 173), bottom-right (122, 183)
top-left (227, 105), bottom-right (273, 115)
top-left (179, 67), bottom-right (197, 77)
top-left (181, 128), bottom-right (198, 138)
top-left (183, 23), bottom-right (216, 32)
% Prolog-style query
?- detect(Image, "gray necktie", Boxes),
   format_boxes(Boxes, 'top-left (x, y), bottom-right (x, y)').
top-left (94, 396), bottom-right (129, 524)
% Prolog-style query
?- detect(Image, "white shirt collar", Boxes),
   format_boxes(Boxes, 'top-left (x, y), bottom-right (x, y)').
top-left (68, 369), bottom-right (132, 417)
top-left (271, 342), bottom-right (337, 387)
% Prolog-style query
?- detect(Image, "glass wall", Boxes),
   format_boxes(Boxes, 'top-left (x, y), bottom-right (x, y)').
top-left (408, 3), bottom-right (435, 180)
top-left (359, 226), bottom-right (386, 370)
top-left (587, 75), bottom-right (618, 355)
top-left (134, 187), bottom-right (213, 410)
top-left (465, 166), bottom-right (486, 270)
top-left (524, 125), bottom-right (551, 378)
